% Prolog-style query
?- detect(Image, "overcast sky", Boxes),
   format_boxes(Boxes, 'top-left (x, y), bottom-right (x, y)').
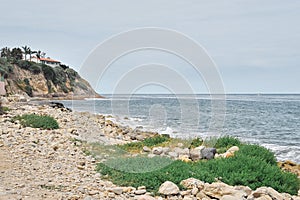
top-left (1, 0), bottom-right (299, 94)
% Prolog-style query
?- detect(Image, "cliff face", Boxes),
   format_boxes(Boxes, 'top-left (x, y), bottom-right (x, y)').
top-left (0, 59), bottom-right (100, 99)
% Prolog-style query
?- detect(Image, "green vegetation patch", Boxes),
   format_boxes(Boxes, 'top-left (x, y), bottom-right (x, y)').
top-left (97, 138), bottom-right (300, 195)
top-left (118, 135), bottom-right (171, 153)
top-left (214, 136), bottom-right (242, 149)
top-left (13, 114), bottom-right (59, 129)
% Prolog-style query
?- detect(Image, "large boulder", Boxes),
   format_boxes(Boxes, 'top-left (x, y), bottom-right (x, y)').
top-left (201, 148), bottom-right (217, 160)
top-left (249, 187), bottom-right (284, 200)
top-left (180, 178), bottom-right (205, 190)
top-left (190, 146), bottom-right (205, 161)
top-left (158, 181), bottom-right (180, 195)
top-left (202, 182), bottom-right (248, 199)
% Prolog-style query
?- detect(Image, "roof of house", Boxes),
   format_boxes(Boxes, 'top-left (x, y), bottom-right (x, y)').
top-left (39, 57), bottom-right (61, 63)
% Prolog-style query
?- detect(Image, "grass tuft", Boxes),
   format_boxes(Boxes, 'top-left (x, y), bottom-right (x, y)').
top-left (13, 114), bottom-right (59, 129)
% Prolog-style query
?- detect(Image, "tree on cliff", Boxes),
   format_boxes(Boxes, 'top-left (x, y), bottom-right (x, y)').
top-left (22, 46), bottom-right (30, 60)
top-left (11, 48), bottom-right (23, 61)
top-left (1, 47), bottom-right (11, 59)
top-left (35, 50), bottom-right (46, 59)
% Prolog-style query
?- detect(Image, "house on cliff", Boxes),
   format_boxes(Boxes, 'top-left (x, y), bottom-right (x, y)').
top-left (31, 56), bottom-right (61, 68)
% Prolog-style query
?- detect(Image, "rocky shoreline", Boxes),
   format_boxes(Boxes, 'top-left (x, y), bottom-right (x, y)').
top-left (0, 100), bottom-right (299, 200)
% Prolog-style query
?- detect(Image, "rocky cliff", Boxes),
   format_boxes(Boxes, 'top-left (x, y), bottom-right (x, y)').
top-left (0, 58), bottom-right (101, 99)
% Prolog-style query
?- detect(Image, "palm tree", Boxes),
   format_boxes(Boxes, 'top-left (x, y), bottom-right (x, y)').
top-left (29, 49), bottom-right (37, 61)
top-left (35, 50), bottom-right (46, 60)
top-left (22, 46), bottom-right (30, 60)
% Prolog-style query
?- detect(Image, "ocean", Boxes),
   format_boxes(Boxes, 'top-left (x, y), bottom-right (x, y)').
top-left (60, 94), bottom-right (300, 163)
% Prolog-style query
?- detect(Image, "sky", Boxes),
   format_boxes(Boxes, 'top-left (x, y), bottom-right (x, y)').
top-left (1, 0), bottom-right (299, 94)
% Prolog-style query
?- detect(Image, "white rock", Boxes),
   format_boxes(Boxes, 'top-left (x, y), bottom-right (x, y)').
top-left (152, 147), bottom-right (163, 155)
top-left (143, 146), bottom-right (151, 152)
top-left (227, 146), bottom-right (239, 153)
top-left (158, 181), bottom-right (179, 195)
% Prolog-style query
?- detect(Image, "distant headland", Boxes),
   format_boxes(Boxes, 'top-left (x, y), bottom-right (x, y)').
top-left (0, 46), bottom-right (101, 100)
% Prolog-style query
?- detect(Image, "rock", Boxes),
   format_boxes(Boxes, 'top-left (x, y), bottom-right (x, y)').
top-left (178, 155), bottom-right (191, 162)
top-left (202, 182), bottom-right (240, 199)
top-left (162, 147), bottom-right (170, 154)
top-left (220, 195), bottom-right (238, 200)
top-left (255, 195), bottom-right (273, 200)
top-left (191, 187), bottom-right (199, 195)
top-left (174, 147), bottom-right (190, 156)
top-left (189, 148), bottom-right (202, 161)
top-left (152, 147), bottom-right (163, 155)
top-left (182, 196), bottom-right (194, 200)
top-left (122, 186), bottom-right (136, 193)
top-left (88, 190), bottom-right (99, 195)
top-left (137, 195), bottom-right (157, 200)
top-left (158, 181), bottom-right (180, 195)
top-left (227, 146), bottom-right (239, 153)
top-left (201, 148), bottom-right (216, 160)
top-left (136, 134), bottom-right (146, 141)
top-left (177, 143), bottom-right (184, 147)
top-left (148, 154), bottom-right (156, 158)
top-left (108, 192), bottom-right (115, 198)
top-left (196, 191), bottom-right (210, 200)
top-left (168, 151), bottom-right (179, 159)
top-left (180, 190), bottom-right (191, 196)
top-left (108, 187), bottom-right (123, 195)
top-left (134, 189), bottom-right (147, 195)
top-left (77, 165), bottom-right (85, 170)
top-left (83, 196), bottom-right (94, 200)
top-left (143, 146), bottom-right (151, 152)
top-left (77, 186), bottom-right (86, 194)
top-left (233, 185), bottom-right (252, 196)
top-left (278, 160), bottom-right (300, 177)
top-left (224, 151), bottom-right (234, 158)
top-left (180, 178), bottom-right (205, 190)
top-left (138, 186), bottom-right (146, 190)
top-left (250, 187), bottom-right (284, 200)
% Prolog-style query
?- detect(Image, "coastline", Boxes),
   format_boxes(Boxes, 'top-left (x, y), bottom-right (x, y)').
top-left (0, 100), bottom-right (299, 199)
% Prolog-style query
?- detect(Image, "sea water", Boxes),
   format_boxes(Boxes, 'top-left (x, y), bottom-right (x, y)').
top-left (60, 94), bottom-right (300, 163)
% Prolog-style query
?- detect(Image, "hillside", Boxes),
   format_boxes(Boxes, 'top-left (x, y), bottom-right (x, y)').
top-left (0, 58), bottom-right (101, 99)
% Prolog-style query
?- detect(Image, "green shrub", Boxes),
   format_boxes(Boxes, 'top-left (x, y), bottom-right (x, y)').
top-left (214, 136), bottom-right (242, 149)
top-left (118, 135), bottom-right (170, 152)
top-left (0, 59), bottom-right (14, 77)
top-left (53, 66), bottom-right (67, 86)
top-left (236, 144), bottom-right (277, 165)
top-left (97, 141), bottom-right (300, 195)
top-left (23, 78), bottom-right (33, 97)
top-left (66, 68), bottom-right (79, 81)
top-left (97, 158), bottom-right (190, 192)
top-left (28, 64), bottom-right (41, 74)
top-left (17, 60), bottom-right (32, 70)
top-left (24, 78), bottom-right (30, 85)
top-left (189, 137), bottom-right (203, 148)
top-left (41, 64), bottom-right (55, 82)
top-left (143, 135), bottom-right (170, 146)
top-left (13, 114), bottom-right (59, 129)
top-left (24, 85), bottom-right (33, 97)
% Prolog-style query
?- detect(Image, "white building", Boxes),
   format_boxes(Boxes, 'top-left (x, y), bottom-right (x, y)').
top-left (31, 56), bottom-right (61, 68)
top-left (39, 57), bottom-right (61, 67)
